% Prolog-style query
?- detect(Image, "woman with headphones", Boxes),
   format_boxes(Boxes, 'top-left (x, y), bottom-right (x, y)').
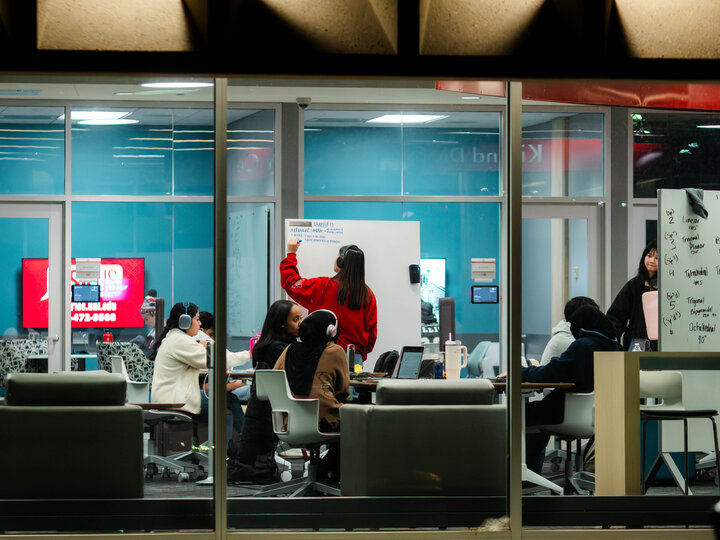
top-left (274, 309), bottom-right (348, 483)
top-left (150, 302), bottom-right (250, 441)
top-left (280, 238), bottom-right (378, 362)
top-left (273, 309), bottom-right (349, 431)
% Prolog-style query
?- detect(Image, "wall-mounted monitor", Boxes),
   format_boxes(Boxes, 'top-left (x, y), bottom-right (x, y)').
top-left (471, 285), bottom-right (499, 304)
top-left (22, 258), bottom-right (145, 328)
top-left (71, 284), bottom-right (100, 303)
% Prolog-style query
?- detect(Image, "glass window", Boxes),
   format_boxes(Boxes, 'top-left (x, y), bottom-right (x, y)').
top-left (227, 109), bottom-right (276, 197)
top-left (523, 112), bottom-right (605, 197)
top-left (71, 107), bottom-right (216, 196)
top-left (0, 106), bottom-right (65, 195)
top-left (304, 110), bottom-right (502, 196)
top-left (633, 111), bottom-right (720, 198)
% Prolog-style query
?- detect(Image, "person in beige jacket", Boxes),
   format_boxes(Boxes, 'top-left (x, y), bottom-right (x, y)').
top-left (150, 301), bottom-right (250, 440)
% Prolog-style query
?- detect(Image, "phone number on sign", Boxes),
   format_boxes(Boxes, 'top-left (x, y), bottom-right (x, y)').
top-left (70, 312), bottom-right (117, 323)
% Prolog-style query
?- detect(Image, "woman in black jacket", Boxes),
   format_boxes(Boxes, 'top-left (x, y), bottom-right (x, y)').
top-left (607, 239), bottom-right (658, 351)
top-left (227, 300), bottom-right (301, 483)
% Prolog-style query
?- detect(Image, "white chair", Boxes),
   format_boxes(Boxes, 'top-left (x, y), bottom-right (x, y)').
top-left (253, 369), bottom-right (341, 497)
top-left (109, 355), bottom-right (205, 482)
top-left (110, 355), bottom-right (150, 404)
top-left (640, 370), bottom-right (720, 495)
top-left (536, 392), bottom-right (596, 494)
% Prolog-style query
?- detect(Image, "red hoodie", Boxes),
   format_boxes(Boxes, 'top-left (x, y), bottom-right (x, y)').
top-left (280, 253), bottom-right (377, 360)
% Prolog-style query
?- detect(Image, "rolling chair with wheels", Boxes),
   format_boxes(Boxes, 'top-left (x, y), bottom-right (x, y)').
top-left (253, 369), bottom-right (341, 497)
top-left (640, 370), bottom-right (720, 495)
top-left (536, 392), bottom-right (596, 494)
top-left (109, 355), bottom-right (206, 482)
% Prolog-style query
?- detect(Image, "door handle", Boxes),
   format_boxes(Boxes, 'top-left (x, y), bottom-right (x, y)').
top-left (48, 335), bottom-right (60, 342)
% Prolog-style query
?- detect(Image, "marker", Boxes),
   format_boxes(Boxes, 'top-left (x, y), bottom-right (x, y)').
top-left (297, 239), bottom-right (302, 244)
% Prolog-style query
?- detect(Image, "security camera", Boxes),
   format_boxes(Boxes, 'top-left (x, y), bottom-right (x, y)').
top-left (296, 97), bottom-right (312, 110)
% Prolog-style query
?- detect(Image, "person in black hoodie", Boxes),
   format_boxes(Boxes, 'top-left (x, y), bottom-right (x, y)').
top-left (227, 300), bottom-right (302, 483)
top-left (515, 305), bottom-right (621, 474)
top-left (607, 239), bottom-right (658, 351)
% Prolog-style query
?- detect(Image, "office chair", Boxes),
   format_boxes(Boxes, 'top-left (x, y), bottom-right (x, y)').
top-left (640, 370), bottom-right (720, 495)
top-left (0, 341), bottom-right (30, 391)
top-left (97, 342), bottom-right (154, 383)
top-left (109, 354), bottom-right (205, 482)
top-left (253, 369), bottom-right (341, 497)
top-left (536, 392), bottom-right (596, 494)
top-left (466, 341), bottom-right (490, 377)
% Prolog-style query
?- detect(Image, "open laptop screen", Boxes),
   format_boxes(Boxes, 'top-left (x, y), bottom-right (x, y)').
top-left (393, 346), bottom-right (425, 379)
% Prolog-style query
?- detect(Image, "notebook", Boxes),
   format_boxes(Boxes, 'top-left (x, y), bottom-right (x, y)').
top-left (391, 346), bottom-right (425, 379)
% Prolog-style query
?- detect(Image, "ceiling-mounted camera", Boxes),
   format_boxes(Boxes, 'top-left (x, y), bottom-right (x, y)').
top-left (296, 97), bottom-right (312, 110)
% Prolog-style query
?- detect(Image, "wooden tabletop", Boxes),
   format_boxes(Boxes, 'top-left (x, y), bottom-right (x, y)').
top-left (130, 402), bottom-right (185, 410)
top-left (348, 379), bottom-right (575, 391)
top-left (198, 369), bottom-right (255, 379)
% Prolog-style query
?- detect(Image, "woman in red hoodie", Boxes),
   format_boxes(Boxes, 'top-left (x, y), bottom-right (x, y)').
top-left (280, 238), bottom-right (377, 361)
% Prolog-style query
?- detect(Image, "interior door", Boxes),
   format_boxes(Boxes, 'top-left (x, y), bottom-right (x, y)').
top-left (521, 204), bottom-right (601, 362)
top-left (0, 204), bottom-right (65, 372)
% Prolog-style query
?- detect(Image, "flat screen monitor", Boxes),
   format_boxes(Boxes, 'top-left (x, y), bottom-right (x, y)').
top-left (22, 258), bottom-right (145, 328)
top-left (420, 258), bottom-right (446, 324)
top-left (471, 285), bottom-right (499, 304)
top-left (72, 284), bottom-right (100, 303)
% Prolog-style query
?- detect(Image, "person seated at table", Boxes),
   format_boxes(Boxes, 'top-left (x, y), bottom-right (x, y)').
top-left (150, 301), bottom-right (251, 441)
top-left (540, 296), bottom-right (599, 366)
top-left (274, 309), bottom-right (349, 483)
top-left (227, 299), bottom-right (302, 483)
top-left (498, 305), bottom-right (621, 474)
top-left (197, 310), bottom-right (215, 341)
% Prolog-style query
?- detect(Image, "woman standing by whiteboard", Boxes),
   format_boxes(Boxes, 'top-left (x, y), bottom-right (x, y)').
top-left (280, 238), bottom-right (377, 361)
top-left (607, 239), bottom-right (658, 351)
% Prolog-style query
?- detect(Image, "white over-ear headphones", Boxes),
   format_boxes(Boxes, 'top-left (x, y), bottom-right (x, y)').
top-left (312, 309), bottom-right (338, 338)
top-left (178, 302), bottom-right (192, 331)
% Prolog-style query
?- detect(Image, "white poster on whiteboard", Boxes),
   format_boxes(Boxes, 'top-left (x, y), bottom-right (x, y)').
top-left (285, 219), bottom-right (421, 368)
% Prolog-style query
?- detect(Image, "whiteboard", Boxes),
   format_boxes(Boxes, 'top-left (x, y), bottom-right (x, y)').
top-left (658, 189), bottom-right (720, 351)
top-left (227, 205), bottom-right (271, 337)
top-left (285, 219), bottom-right (421, 368)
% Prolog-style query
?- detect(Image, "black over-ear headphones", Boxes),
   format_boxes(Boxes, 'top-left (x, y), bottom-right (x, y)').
top-left (179, 302), bottom-right (192, 331)
top-left (336, 244), bottom-right (360, 269)
top-left (313, 309), bottom-right (339, 338)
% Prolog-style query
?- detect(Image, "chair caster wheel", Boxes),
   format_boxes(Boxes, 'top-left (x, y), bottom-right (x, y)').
top-left (178, 472), bottom-right (191, 482)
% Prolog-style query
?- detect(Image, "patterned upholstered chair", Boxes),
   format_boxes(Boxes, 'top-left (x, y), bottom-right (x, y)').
top-left (0, 341), bottom-right (30, 390)
top-left (97, 342), bottom-right (154, 384)
top-left (11, 338), bottom-right (50, 372)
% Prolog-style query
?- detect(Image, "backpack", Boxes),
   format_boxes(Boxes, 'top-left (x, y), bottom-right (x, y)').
top-left (374, 349), bottom-right (399, 376)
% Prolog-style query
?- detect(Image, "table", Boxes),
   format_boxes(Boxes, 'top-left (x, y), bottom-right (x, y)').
top-left (347, 377), bottom-right (574, 494)
top-left (129, 402), bottom-right (185, 410)
top-left (198, 369), bottom-right (255, 380)
top-left (26, 353), bottom-right (98, 371)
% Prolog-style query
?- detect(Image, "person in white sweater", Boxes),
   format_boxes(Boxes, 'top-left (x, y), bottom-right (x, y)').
top-left (540, 296), bottom-right (599, 365)
top-left (150, 302), bottom-right (250, 440)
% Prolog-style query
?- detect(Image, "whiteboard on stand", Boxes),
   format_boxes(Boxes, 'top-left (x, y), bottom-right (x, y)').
top-left (284, 219), bottom-right (421, 369)
top-left (658, 188), bottom-right (720, 351)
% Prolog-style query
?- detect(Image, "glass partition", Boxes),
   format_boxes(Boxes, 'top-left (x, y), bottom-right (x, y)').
top-left (0, 106), bottom-right (65, 195)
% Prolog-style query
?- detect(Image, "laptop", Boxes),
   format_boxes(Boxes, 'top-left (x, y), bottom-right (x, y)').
top-left (391, 346), bottom-right (425, 379)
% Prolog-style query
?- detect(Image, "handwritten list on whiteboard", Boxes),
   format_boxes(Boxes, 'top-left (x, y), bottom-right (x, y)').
top-left (659, 188), bottom-right (720, 351)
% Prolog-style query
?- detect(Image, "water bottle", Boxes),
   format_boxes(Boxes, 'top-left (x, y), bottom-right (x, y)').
top-left (102, 328), bottom-right (113, 343)
top-left (632, 342), bottom-right (642, 352)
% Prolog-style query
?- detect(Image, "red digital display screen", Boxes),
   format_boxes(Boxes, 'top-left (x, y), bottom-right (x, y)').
top-left (22, 258), bottom-right (145, 328)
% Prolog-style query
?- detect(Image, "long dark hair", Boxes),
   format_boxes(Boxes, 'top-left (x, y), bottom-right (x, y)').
top-left (637, 239), bottom-right (657, 283)
top-left (252, 300), bottom-right (298, 367)
top-left (149, 301), bottom-right (198, 361)
top-left (334, 245), bottom-right (369, 310)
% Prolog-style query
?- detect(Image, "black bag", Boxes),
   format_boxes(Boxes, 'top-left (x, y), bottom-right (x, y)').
top-left (227, 452), bottom-right (280, 484)
top-left (375, 349), bottom-right (399, 376)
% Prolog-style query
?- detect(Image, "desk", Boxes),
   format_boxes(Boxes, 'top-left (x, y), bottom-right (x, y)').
top-left (130, 402), bottom-right (185, 410)
top-left (26, 354), bottom-right (97, 371)
top-left (199, 369), bottom-right (255, 380)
